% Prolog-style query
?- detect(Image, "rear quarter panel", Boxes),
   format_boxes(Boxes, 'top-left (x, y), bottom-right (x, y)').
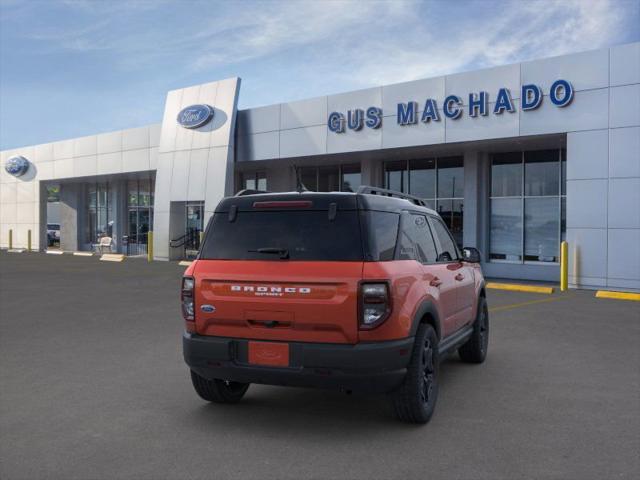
top-left (359, 261), bottom-right (435, 342)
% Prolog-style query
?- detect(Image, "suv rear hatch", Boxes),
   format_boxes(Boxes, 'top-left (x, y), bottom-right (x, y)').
top-left (193, 194), bottom-right (364, 344)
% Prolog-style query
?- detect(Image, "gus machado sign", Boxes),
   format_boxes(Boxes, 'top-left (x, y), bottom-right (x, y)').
top-left (327, 79), bottom-right (573, 133)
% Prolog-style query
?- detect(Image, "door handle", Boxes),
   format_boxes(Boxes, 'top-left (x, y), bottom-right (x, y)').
top-left (430, 277), bottom-right (442, 287)
top-left (455, 273), bottom-right (465, 281)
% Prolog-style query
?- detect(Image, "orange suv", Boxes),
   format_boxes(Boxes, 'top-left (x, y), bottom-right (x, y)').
top-left (182, 187), bottom-right (488, 423)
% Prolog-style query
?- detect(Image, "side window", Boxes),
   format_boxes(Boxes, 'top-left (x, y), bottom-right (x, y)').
top-left (397, 213), bottom-right (438, 263)
top-left (413, 214), bottom-right (438, 263)
top-left (398, 216), bottom-right (418, 261)
top-left (365, 211), bottom-right (400, 261)
top-left (430, 217), bottom-right (459, 262)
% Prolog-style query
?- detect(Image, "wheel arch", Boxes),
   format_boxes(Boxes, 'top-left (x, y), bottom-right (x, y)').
top-left (409, 301), bottom-right (442, 340)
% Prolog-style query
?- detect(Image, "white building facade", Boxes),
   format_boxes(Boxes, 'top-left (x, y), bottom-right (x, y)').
top-left (1, 43), bottom-right (639, 291)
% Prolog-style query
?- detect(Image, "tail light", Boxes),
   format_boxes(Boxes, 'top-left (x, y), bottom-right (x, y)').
top-left (359, 282), bottom-right (391, 330)
top-left (181, 276), bottom-right (195, 321)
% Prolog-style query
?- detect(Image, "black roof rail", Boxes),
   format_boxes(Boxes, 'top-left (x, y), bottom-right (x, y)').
top-left (357, 185), bottom-right (428, 207)
top-left (234, 189), bottom-right (270, 197)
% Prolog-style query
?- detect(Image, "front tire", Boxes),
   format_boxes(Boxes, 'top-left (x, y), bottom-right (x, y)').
top-left (458, 296), bottom-right (489, 363)
top-left (389, 324), bottom-right (439, 424)
top-left (190, 370), bottom-right (249, 403)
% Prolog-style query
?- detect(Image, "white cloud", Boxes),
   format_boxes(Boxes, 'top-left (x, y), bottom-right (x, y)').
top-left (330, 0), bottom-right (628, 88)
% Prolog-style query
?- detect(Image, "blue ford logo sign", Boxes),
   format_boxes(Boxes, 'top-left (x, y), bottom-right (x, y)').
top-left (5, 156), bottom-right (29, 177)
top-left (200, 304), bottom-right (216, 313)
top-left (177, 104), bottom-right (214, 129)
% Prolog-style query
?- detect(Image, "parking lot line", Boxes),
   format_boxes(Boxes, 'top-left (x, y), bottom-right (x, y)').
top-left (489, 295), bottom-right (569, 313)
top-left (486, 282), bottom-right (554, 294)
top-left (595, 290), bottom-right (640, 302)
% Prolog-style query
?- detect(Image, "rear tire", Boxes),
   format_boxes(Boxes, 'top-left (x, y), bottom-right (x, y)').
top-left (458, 296), bottom-right (489, 363)
top-left (190, 370), bottom-right (249, 403)
top-left (389, 324), bottom-right (439, 424)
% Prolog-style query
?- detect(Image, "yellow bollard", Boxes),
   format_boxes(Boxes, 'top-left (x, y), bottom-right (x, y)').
top-left (147, 231), bottom-right (153, 262)
top-left (28, 229), bottom-right (32, 252)
top-left (560, 241), bottom-right (568, 292)
top-left (8, 229), bottom-right (12, 250)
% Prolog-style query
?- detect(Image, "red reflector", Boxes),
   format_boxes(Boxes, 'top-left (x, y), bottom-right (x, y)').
top-left (253, 200), bottom-right (313, 209)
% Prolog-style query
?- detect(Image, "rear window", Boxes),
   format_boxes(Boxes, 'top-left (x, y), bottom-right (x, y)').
top-left (200, 210), bottom-right (363, 261)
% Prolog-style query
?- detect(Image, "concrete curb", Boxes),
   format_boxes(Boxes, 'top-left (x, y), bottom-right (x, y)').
top-left (595, 290), bottom-right (640, 302)
top-left (486, 282), bottom-right (554, 294)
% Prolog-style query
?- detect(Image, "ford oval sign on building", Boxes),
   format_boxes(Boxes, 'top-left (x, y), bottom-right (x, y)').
top-left (176, 104), bottom-right (214, 129)
top-left (4, 156), bottom-right (30, 177)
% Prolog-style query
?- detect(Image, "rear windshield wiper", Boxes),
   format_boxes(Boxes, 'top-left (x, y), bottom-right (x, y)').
top-left (248, 247), bottom-right (290, 259)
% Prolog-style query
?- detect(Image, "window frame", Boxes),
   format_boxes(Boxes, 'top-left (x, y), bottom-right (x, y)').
top-left (297, 164), bottom-right (361, 192)
top-left (383, 157), bottom-right (464, 247)
top-left (489, 149), bottom-right (566, 265)
top-left (427, 215), bottom-right (461, 263)
top-left (239, 171), bottom-right (267, 192)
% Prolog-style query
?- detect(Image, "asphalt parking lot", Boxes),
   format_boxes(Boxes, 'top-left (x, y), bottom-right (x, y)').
top-left (0, 252), bottom-right (638, 480)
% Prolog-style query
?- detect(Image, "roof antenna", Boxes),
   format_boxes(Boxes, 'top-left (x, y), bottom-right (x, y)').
top-left (293, 164), bottom-right (308, 193)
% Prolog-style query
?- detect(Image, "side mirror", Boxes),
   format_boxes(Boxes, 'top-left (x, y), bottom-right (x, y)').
top-left (462, 247), bottom-right (481, 263)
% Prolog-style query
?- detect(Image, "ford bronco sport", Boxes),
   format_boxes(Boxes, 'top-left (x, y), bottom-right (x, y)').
top-left (182, 186), bottom-right (488, 423)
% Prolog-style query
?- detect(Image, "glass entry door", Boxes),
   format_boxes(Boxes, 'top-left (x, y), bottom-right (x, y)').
top-left (125, 178), bottom-right (154, 256)
top-left (185, 202), bottom-right (204, 259)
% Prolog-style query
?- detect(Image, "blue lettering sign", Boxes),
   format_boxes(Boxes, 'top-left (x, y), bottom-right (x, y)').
top-left (469, 91), bottom-right (488, 117)
top-left (521, 84), bottom-right (542, 110)
top-left (365, 106), bottom-right (382, 129)
top-left (494, 88), bottom-right (515, 114)
top-left (328, 111), bottom-right (345, 133)
top-left (421, 99), bottom-right (440, 122)
top-left (549, 79), bottom-right (573, 107)
top-left (443, 95), bottom-right (462, 119)
top-left (398, 101), bottom-right (418, 125)
top-left (326, 79), bottom-right (573, 133)
top-left (347, 109), bottom-right (364, 131)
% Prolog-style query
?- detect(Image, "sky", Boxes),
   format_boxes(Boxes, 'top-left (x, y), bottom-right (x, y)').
top-left (1, 0), bottom-right (639, 150)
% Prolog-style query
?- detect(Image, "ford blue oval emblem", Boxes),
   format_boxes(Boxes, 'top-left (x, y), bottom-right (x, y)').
top-left (200, 304), bottom-right (216, 313)
top-left (5, 156), bottom-right (30, 177)
top-left (177, 104), bottom-right (214, 129)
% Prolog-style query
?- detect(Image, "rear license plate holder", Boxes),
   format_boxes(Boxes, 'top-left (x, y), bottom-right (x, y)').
top-left (248, 341), bottom-right (290, 367)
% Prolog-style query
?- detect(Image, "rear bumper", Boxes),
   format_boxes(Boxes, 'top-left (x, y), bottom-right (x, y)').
top-left (183, 332), bottom-right (414, 393)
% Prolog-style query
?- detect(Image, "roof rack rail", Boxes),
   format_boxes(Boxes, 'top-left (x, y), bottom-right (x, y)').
top-left (234, 189), bottom-right (270, 197)
top-left (356, 185), bottom-right (428, 207)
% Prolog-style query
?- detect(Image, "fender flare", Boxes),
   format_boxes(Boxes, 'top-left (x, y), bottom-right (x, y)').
top-left (479, 280), bottom-right (486, 298)
top-left (409, 300), bottom-right (442, 339)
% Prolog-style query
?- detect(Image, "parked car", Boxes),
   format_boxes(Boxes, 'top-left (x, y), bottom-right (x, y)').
top-left (181, 187), bottom-right (488, 423)
top-left (47, 223), bottom-right (60, 246)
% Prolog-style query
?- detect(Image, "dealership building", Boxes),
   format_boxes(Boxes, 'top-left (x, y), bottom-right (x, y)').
top-left (1, 42), bottom-right (639, 291)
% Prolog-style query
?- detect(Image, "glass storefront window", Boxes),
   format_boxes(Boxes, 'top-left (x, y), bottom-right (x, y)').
top-left (86, 182), bottom-right (113, 244)
top-left (125, 177), bottom-right (155, 255)
top-left (384, 156), bottom-right (464, 247)
top-left (241, 172), bottom-right (267, 191)
top-left (491, 152), bottom-right (522, 197)
top-left (490, 198), bottom-right (523, 261)
top-left (318, 165), bottom-right (340, 192)
top-left (490, 149), bottom-right (566, 263)
top-left (298, 164), bottom-right (361, 192)
top-left (128, 180), bottom-right (138, 206)
top-left (437, 157), bottom-right (464, 198)
top-left (409, 158), bottom-right (435, 199)
top-left (524, 197), bottom-right (559, 262)
top-left (385, 161), bottom-right (406, 193)
top-left (524, 150), bottom-right (560, 196)
top-left (341, 164), bottom-right (361, 192)
top-left (436, 199), bottom-right (463, 248)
